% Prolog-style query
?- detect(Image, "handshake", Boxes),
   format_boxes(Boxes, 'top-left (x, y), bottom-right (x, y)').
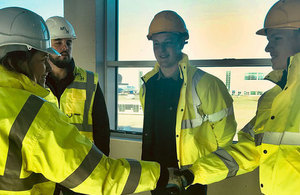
top-left (165, 167), bottom-right (194, 194)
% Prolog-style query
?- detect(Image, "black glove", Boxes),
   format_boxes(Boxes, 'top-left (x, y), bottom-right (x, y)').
top-left (174, 168), bottom-right (195, 188)
top-left (165, 168), bottom-right (184, 194)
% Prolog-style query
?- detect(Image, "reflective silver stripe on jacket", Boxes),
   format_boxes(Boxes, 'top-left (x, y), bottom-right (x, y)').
top-left (181, 69), bottom-right (204, 129)
top-left (213, 148), bottom-right (239, 178)
top-left (60, 145), bottom-right (103, 188)
top-left (0, 95), bottom-right (48, 191)
top-left (262, 131), bottom-right (300, 145)
top-left (181, 107), bottom-right (233, 129)
top-left (67, 80), bottom-right (96, 90)
top-left (181, 69), bottom-right (233, 129)
top-left (68, 71), bottom-right (95, 132)
top-left (122, 159), bottom-right (142, 194)
top-left (72, 123), bottom-right (93, 132)
top-left (83, 71), bottom-right (94, 132)
top-left (206, 106), bottom-right (233, 122)
top-left (242, 130), bottom-right (300, 146)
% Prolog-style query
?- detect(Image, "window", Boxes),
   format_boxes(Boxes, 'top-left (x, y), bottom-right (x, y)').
top-left (0, 0), bottom-right (63, 19)
top-left (117, 68), bottom-right (151, 133)
top-left (115, 0), bottom-right (278, 139)
top-left (117, 66), bottom-right (274, 139)
top-left (119, 0), bottom-right (278, 60)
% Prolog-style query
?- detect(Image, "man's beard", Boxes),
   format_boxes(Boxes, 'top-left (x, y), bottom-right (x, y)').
top-left (49, 55), bottom-right (72, 69)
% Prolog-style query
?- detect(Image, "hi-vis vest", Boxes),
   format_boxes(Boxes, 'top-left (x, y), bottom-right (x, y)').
top-left (45, 66), bottom-right (97, 141)
top-left (190, 53), bottom-right (300, 195)
top-left (140, 54), bottom-right (237, 167)
top-left (0, 65), bottom-right (160, 194)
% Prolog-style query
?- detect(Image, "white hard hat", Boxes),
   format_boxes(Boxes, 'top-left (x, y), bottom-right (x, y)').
top-left (0, 7), bottom-right (60, 59)
top-left (257, 0), bottom-right (300, 35)
top-left (46, 16), bottom-right (77, 39)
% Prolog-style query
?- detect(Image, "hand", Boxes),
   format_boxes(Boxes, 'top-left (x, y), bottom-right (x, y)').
top-left (174, 167), bottom-right (194, 189)
top-left (166, 168), bottom-right (184, 194)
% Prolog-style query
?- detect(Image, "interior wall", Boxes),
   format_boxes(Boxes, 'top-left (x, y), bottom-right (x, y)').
top-left (64, 0), bottom-right (97, 73)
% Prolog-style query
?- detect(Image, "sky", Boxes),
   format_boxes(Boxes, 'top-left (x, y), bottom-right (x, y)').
top-left (0, 0), bottom-right (278, 60)
top-left (119, 0), bottom-right (278, 60)
top-left (0, 0), bottom-right (63, 20)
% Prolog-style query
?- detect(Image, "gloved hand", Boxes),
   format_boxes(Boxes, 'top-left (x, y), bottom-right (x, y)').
top-left (165, 168), bottom-right (184, 194)
top-left (174, 167), bottom-right (195, 189)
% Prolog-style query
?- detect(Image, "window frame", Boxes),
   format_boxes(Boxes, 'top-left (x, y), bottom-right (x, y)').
top-left (107, 59), bottom-right (272, 138)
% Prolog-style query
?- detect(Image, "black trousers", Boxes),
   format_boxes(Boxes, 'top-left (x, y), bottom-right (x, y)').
top-left (151, 184), bottom-right (207, 195)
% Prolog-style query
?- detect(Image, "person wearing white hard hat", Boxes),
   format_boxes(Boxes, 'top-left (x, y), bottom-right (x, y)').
top-left (0, 7), bottom-right (163, 194)
top-left (175, 0), bottom-right (300, 194)
top-left (44, 17), bottom-right (110, 156)
top-left (44, 15), bottom-right (110, 195)
top-left (140, 10), bottom-right (237, 194)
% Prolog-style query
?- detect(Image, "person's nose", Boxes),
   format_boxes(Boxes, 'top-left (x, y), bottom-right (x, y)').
top-left (265, 41), bottom-right (272, 53)
top-left (159, 43), bottom-right (167, 52)
top-left (61, 41), bottom-right (69, 51)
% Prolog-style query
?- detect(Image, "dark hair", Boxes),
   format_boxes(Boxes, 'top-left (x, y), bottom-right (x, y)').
top-left (1, 49), bottom-right (38, 75)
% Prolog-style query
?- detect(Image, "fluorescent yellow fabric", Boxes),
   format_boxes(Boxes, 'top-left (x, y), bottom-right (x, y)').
top-left (190, 53), bottom-right (300, 195)
top-left (140, 54), bottom-right (237, 167)
top-left (0, 65), bottom-right (160, 194)
top-left (45, 66), bottom-right (97, 141)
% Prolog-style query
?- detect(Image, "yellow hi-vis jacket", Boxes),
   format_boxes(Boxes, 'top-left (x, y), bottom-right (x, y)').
top-left (140, 54), bottom-right (237, 167)
top-left (189, 53), bottom-right (300, 195)
top-left (0, 65), bottom-right (160, 194)
top-left (45, 66), bottom-right (97, 141)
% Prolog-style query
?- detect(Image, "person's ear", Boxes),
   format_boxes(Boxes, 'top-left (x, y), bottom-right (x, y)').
top-left (178, 38), bottom-right (186, 50)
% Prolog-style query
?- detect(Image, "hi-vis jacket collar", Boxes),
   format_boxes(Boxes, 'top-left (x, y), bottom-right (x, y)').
top-left (264, 52), bottom-right (300, 89)
top-left (142, 53), bottom-right (189, 83)
top-left (0, 65), bottom-right (49, 98)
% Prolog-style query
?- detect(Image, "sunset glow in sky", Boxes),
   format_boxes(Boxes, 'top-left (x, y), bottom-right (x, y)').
top-left (1, 0), bottom-right (278, 60)
top-left (119, 0), bottom-right (278, 60)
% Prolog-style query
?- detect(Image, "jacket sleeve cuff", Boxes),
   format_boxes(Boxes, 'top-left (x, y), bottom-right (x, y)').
top-left (157, 165), bottom-right (169, 188)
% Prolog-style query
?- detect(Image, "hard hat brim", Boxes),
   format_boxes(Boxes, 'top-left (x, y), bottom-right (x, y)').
top-left (147, 31), bottom-right (189, 40)
top-left (256, 28), bottom-right (266, 36)
top-left (45, 47), bottom-right (61, 56)
top-left (256, 26), bottom-right (300, 36)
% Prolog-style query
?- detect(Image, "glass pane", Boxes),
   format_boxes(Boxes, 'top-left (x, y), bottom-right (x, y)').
top-left (0, 0), bottom-right (64, 19)
top-left (118, 66), bottom-right (274, 140)
top-left (200, 67), bottom-right (273, 140)
top-left (119, 0), bottom-right (278, 60)
top-left (118, 68), bottom-right (152, 133)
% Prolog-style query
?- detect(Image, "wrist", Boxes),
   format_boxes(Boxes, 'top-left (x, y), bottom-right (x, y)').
top-left (157, 165), bottom-right (169, 188)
